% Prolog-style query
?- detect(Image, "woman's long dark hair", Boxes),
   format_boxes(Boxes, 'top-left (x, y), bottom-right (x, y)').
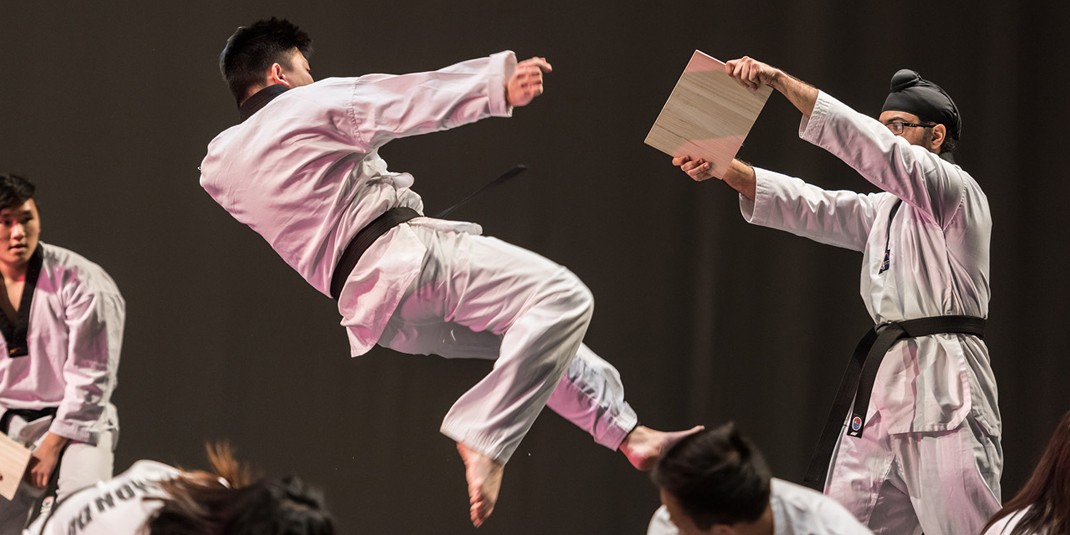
top-left (147, 443), bottom-right (334, 535)
top-left (982, 410), bottom-right (1070, 534)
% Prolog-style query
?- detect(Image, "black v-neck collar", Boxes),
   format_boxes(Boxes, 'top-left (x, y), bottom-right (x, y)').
top-left (239, 84), bottom-right (289, 122)
top-left (0, 244), bottom-right (44, 357)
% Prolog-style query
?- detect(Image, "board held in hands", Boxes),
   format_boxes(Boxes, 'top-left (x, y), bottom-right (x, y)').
top-left (645, 50), bottom-right (772, 177)
top-left (0, 433), bottom-right (31, 500)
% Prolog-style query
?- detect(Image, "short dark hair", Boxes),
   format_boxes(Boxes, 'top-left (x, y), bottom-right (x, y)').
top-left (652, 422), bottom-right (771, 529)
top-left (0, 173), bottom-right (37, 211)
top-left (219, 18), bottom-right (313, 103)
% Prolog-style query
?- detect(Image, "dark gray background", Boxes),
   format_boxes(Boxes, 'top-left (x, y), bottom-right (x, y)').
top-left (2, 1), bottom-right (1067, 533)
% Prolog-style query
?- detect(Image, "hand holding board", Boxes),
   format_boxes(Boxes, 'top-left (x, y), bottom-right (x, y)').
top-left (645, 51), bottom-right (772, 177)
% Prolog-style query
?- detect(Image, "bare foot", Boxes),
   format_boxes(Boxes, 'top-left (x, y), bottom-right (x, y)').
top-left (456, 442), bottom-right (505, 528)
top-left (619, 425), bottom-right (704, 471)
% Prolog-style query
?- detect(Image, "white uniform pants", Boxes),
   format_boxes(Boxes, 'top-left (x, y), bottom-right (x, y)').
top-left (377, 225), bottom-right (637, 463)
top-left (826, 410), bottom-right (1002, 535)
top-left (0, 410), bottom-right (116, 532)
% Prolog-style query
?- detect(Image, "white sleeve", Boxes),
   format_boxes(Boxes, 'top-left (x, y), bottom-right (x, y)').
top-left (52, 283), bottom-right (124, 445)
top-left (741, 166), bottom-right (883, 253)
top-left (800, 91), bottom-right (969, 229)
top-left (344, 51), bottom-right (517, 150)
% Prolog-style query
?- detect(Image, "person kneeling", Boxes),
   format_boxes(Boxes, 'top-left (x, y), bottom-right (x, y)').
top-left (25, 444), bottom-right (333, 535)
top-left (649, 422), bottom-right (870, 535)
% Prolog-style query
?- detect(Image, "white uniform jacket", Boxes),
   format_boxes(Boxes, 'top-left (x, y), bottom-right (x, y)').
top-left (0, 243), bottom-right (123, 445)
top-left (741, 91), bottom-right (998, 436)
top-left (200, 52), bottom-right (516, 356)
top-left (24, 460), bottom-right (178, 535)
top-left (648, 478), bottom-right (873, 535)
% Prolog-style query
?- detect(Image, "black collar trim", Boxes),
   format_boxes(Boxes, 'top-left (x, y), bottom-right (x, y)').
top-left (1, 245), bottom-right (44, 358)
top-left (239, 85), bottom-right (289, 122)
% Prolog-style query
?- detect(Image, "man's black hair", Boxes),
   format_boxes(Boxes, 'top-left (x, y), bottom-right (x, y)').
top-left (652, 422), bottom-right (772, 529)
top-left (219, 18), bottom-right (313, 103)
top-left (0, 173), bottom-right (37, 211)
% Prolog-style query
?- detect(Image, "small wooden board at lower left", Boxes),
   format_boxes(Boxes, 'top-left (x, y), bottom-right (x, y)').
top-left (0, 433), bottom-right (31, 500)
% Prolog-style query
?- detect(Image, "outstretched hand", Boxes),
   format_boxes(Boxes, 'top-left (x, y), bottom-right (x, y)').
top-left (672, 155), bottom-right (716, 182)
top-left (724, 56), bottom-right (781, 92)
top-left (671, 155), bottom-right (757, 201)
top-left (507, 57), bottom-right (553, 107)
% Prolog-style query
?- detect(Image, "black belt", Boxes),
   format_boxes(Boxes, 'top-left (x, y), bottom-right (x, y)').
top-left (802, 315), bottom-right (986, 490)
top-left (329, 207), bottom-right (421, 300)
top-left (0, 406), bottom-right (58, 435)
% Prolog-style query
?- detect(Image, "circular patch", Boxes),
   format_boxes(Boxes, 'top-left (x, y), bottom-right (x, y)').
top-left (850, 416), bottom-right (863, 431)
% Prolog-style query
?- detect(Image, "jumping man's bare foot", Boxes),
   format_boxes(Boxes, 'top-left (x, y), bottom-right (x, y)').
top-left (619, 424), bottom-right (704, 471)
top-left (456, 442), bottom-right (504, 528)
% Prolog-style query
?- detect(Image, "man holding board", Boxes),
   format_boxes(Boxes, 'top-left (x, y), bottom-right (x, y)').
top-left (670, 56), bottom-right (1000, 534)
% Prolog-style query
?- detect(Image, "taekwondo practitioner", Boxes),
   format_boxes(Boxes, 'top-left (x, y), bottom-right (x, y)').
top-left (200, 18), bottom-right (699, 527)
top-left (0, 173), bottom-right (124, 531)
top-left (673, 57), bottom-right (1000, 534)
top-left (648, 422), bottom-right (871, 535)
top-left (25, 444), bottom-right (334, 535)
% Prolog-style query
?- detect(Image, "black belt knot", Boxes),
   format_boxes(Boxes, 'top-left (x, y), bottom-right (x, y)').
top-left (0, 406), bottom-right (58, 435)
top-left (801, 315), bottom-right (986, 490)
top-left (329, 207), bottom-right (421, 300)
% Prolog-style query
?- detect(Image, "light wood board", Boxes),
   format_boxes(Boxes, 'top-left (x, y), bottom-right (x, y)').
top-left (0, 433), bottom-right (31, 500)
top-left (645, 50), bottom-right (772, 177)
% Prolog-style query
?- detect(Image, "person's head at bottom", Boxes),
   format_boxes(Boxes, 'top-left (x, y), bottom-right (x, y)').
top-left (652, 422), bottom-right (772, 535)
top-left (148, 444), bottom-right (334, 535)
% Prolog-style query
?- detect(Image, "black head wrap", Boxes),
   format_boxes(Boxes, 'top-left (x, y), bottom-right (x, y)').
top-left (882, 69), bottom-right (961, 140)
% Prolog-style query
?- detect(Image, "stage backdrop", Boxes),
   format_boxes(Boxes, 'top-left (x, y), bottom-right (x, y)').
top-left (2, 1), bottom-right (1067, 533)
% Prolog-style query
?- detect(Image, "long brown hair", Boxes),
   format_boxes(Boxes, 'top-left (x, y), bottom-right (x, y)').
top-left (147, 443), bottom-right (333, 535)
top-left (983, 410), bottom-right (1070, 534)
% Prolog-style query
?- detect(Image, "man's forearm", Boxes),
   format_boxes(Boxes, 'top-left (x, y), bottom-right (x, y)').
top-left (722, 160), bottom-right (757, 201)
top-left (769, 69), bottom-right (818, 118)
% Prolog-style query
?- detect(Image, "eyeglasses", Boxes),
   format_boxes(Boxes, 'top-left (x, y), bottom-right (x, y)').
top-left (882, 120), bottom-right (935, 135)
